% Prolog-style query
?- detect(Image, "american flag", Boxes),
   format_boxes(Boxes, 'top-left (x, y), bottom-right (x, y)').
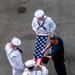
top-left (33, 35), bottom-right (47, 58)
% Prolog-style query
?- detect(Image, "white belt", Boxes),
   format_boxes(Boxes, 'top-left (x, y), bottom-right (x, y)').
top-left (38, 34), bottom-right (47, 36)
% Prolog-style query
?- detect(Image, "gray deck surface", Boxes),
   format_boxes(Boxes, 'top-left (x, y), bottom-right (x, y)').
top-left (0, 0), bottom-right (75, 75)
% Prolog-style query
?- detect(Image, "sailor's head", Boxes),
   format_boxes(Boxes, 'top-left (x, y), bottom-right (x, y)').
top-left (11, 37), bottom-right (21, 47)
top-left (34, 9), bottom-right (44, 21)
top-left (25, 60), bottom-right (35, 70)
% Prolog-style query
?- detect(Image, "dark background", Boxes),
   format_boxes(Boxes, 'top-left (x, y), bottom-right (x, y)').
top-left (0, 0), bottom-right (75, 75)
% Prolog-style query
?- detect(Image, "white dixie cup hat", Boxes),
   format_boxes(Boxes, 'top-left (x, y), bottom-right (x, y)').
top-left (34, 9), bottom-right (44, 18)
top-left (11, 37), bottom-right (21, 46)
top-left (25, 60), bottom-right (35, 67)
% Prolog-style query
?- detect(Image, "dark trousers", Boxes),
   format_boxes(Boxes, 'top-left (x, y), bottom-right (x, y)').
top-left (54, 61), bottom-right (67, 75)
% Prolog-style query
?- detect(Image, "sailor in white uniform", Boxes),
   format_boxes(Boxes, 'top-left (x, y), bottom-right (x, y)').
top-left (4, 37), bottom-right (24, 75)
top-left (32, 9), bottom-right (56, 35)
top-left (31, 9), bottom-right (56, 66)
top-left (22, 59), bottom-right (49, 75)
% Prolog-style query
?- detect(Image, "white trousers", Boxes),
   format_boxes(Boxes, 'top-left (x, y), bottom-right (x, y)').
top-left (12, 67), bottom-right (23, 75)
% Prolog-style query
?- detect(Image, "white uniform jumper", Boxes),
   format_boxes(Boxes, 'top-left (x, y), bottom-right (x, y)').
top-left (5, 43), bottom-right (24, 75)
top-left (22, 66), bottom-right (49, 75)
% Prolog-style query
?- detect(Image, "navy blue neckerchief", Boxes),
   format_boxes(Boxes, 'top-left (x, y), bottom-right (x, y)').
top-left (37, 17), bottom-right (47, 30)
top-left (14, 47), bottom-right (23, 53)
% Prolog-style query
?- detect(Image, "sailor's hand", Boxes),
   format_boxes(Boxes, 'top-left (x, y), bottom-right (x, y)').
top-left (37, 65), bottom-right (41, 68)
top-left (47, 33), bottom-right (50, 38)
top-left (36, 32), bottom-right (39, 36)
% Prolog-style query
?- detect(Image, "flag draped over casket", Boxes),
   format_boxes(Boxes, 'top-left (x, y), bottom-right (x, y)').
top-left (33, 35), bottom-right (47, 59)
